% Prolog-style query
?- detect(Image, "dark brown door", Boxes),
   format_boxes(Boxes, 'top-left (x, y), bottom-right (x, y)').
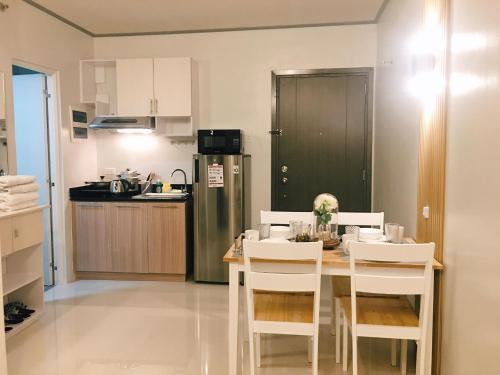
top-left (272, 72), bottom-right (372, 212)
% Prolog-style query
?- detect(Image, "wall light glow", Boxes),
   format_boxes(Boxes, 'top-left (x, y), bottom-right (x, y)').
top-left (451, 33), bottom-right (488, 54)
top-left (408, 72), bottom-right (445, 105)
top-left (119, 134), bottom-right (159, 151)
top-left (409, 27), bottom-right (446, 56)
top-left (450, 73), bottom-right (497, 96)
top-left (117, 129), bottom-right (153, 135)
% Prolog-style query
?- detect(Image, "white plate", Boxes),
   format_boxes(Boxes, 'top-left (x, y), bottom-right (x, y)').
top-left (358, 235), bottom-right (387, 243)
top-left (269, 226), bottom-right (290, 239)
top-left (260, 238), bottom-right (289, 243)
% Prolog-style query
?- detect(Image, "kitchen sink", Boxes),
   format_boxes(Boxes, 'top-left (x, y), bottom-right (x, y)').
top-left (132, 192), bottom-right (189, 200)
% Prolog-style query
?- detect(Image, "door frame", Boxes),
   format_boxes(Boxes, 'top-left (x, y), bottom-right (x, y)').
top-left (270, 68), bottom-right (374, 212)
top-left (10, 59), bottom-right (64, 286)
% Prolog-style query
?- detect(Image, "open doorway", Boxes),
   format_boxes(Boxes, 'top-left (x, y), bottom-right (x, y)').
top-left (12, 65), bottom-right (56, 289)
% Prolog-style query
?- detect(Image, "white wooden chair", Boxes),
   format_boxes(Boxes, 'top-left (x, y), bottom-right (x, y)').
top-left (341, 241), bottom-right (435, 375)
top-left (337, 212), bottom-right (384, 228)
top-left (243, 240), bottom-right (323, 375)
top-left (332, 212), bottom-right (385, 363)
top-left (260, 210), bottom-right (314, 225)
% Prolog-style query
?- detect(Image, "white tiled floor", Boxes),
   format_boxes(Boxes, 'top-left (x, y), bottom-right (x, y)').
top-left (6, 279), bottom-right (415, 374)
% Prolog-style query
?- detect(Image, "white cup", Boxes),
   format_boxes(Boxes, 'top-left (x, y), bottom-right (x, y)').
top-left (245, 229), bottom-right (259, 241)
top-left (342, 233), bottom-right (357, 254)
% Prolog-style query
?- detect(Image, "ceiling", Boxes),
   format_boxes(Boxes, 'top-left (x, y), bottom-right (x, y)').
top-left (25, 0), bottom-right (388, 37)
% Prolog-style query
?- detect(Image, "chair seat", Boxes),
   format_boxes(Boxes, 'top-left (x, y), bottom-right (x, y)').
top-left (254, 292), bottom-right (314, 323)
top-left (340, 296), bottom-right (419, 327)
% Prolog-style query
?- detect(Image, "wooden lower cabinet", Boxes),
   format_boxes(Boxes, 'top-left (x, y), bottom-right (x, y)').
top-left (73, 202), bottom-right (110, 272)
top-left (147, 203), bottom-right (186, 274)
top-left (108, 203), bottom-right (148, 273)
top-left (72, 201), bottom-right (187, 278)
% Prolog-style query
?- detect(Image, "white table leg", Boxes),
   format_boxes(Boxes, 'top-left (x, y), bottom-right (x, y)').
top-left (424, 271), bottom-right (435, 375)
top-left (229, 263), bottom-right (239, 375)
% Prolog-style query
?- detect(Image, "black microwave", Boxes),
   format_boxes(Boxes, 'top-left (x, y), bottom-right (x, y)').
top-left (197, 129), bottom-right (242, 154)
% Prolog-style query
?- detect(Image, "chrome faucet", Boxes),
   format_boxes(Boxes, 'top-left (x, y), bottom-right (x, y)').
top-left (171, 169), bottom-right (188, 193)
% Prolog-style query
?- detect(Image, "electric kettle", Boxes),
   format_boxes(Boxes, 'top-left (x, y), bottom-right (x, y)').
top-left (110, 179), bottom-right (130, 194)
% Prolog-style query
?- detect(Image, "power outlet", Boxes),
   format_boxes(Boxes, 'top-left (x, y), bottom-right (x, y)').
top-left (422, 206), bottom-right (430, 219)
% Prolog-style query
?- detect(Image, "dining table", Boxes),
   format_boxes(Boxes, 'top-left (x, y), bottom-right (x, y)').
top-left (222, 238), bottom-right (444, 375)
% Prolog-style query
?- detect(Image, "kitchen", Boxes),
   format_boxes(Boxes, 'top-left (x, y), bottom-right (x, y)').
top-left (0, 1), bottom-right (499, 375)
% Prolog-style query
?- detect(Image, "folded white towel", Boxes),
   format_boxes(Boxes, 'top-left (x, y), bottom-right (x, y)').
top-left (0, 192), bottom-right (39, 205)
top-left (0, 183), bottom-right (40, 194)
top-left (0, 175), bottom-right (36, 189)
top-left (0, 200), bottom-right (38, 212)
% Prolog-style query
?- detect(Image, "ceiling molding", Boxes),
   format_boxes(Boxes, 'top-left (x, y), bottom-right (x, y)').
top-left (374, 0), bottom-right (391, 22)
top-left (22, 0), bottom-right (95, 36)
top-left (23, 0), bottom-right (386, 38)
top-left (93, 20), bottom-right (377, 38)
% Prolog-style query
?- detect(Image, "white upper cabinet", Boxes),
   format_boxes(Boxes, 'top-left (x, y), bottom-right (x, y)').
top-left (154, 58), bottom-right (192, 117)
top-left (116, 58), bottom-right (154, 117)
top-left (80, 57), bottom-right (197, 136)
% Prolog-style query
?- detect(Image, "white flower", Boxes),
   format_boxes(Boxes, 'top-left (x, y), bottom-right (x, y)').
top-left (314, 193), bottom-right (338, 211)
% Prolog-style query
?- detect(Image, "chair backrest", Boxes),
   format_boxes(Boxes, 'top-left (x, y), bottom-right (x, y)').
top-left (349, 241), bottom-right (435, 339)
top-left (337, 212), bottom-right (384, 228)
top-left (260, 210), bottom-right (314, 225)
top-left (243, 240), bottom-right (323, 335)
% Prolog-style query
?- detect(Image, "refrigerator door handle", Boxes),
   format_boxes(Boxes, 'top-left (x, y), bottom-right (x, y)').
top-left (194, 158), bottom-right (199, 183)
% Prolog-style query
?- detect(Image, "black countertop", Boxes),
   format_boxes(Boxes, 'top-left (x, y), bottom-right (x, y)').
top-left (70, 184), bottom-right (192, 203)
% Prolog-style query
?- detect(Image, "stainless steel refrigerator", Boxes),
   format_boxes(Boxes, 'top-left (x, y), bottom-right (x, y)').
top-left (193, 154), bottom-right (251, 282)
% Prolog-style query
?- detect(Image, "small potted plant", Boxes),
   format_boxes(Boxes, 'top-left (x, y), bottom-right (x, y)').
top-left (313, 193), bottom-right (339, 241)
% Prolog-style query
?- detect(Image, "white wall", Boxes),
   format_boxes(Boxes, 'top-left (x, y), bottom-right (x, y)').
top-left (94, 25), bottom-right (377, 225)
top-left (373, 0), bottom-right (422, 238)
top-left (441, 0), bottom-right (500, 373)
top-left (0, 0), bottom-right (95, 282)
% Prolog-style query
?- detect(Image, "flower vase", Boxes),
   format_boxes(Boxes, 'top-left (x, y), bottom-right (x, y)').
top-left (316, 221), bottom-right (332, 241)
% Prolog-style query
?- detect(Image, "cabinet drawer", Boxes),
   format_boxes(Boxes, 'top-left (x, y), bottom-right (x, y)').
top-left (12, 211), bottom-right (44, 251)
top-left (0, 217), bottom-right (13, 256)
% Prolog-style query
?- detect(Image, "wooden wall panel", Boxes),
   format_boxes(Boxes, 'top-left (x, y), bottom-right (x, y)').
top-left (416, 1), bottom-right (450, 374)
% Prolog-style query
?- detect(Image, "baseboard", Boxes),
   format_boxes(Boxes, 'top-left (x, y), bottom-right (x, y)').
top-left (75, 272), bottom-right (186, 282)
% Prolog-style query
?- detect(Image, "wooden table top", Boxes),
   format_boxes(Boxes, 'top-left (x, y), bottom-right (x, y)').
top-left (223, 244), bottom-right (444, 270)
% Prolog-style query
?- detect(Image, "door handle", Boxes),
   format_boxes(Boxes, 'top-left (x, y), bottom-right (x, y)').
top-left (155, 99), bottom-right (159, 114)
top-left (281, 177), bottom-right (288, 184)
top-left (281, 165), bottom-right (288, 173)
top-left (269, 129), bottom-right (283, 136)
top-left (150, 99), bottom-right (154, 116)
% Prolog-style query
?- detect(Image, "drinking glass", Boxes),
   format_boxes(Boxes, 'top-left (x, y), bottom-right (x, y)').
top-left (385, 223), bottom-right (399, 243)
top-left (345, 225), bottom-right (360, 241)
top-left (258, 223), bottom-right (271, 240)
top-left (300, 224), bottom-right (312, 236)
top-left (234, 235), bottom-right (243, 256)
top-left (289, 220), bottom-right (303, 238)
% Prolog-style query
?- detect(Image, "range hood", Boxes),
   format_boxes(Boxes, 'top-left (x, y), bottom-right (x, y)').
top-left (89, 116), bottom-right (156, 130)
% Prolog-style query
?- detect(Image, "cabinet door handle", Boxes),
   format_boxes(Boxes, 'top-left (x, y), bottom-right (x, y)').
top-left (155, 99), bottom-right (158, 115)
top-left (13, 229), bottom-right (19, 238)
top-left (150, 99), bottom-right (154, 116)
top-left (81, 203), bottom-right (103, 208)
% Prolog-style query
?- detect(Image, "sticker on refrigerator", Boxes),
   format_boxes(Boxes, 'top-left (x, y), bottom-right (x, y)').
top-left (208, 164), bottom-right (224, 188)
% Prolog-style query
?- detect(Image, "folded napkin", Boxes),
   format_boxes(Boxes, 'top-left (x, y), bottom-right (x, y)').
top-left (0, 183), bottom-right (40, 194)
top-left (0, 175), bottom-right (36, 189)
top-left (0, 200), bottom-right (38, 212)
top-left (0, 192), bottom-right (39, 206)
